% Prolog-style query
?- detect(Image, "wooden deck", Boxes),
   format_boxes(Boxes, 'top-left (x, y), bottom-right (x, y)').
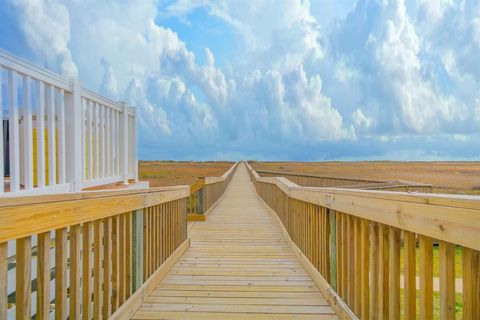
top-left (131, 163), bottom-right (338, 319)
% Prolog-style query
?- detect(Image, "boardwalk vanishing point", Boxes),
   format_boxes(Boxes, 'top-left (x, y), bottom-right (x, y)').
top-left (132, 163), bottom-right (337, 319)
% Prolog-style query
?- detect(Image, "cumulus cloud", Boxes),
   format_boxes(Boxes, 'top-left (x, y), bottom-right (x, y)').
top-left (2, 0), bottom-right (478, 160)
top-left (9, 0), bottom-right (77, 77)
top-left (100, 57), bottom-right (118, 99)
top-left (329, 0), bottom-right (471, 135)
top-left (353, 108), bottom-right (373, 133)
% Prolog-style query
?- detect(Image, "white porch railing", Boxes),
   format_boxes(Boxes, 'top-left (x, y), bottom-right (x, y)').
top-left (0, 50), bottom-right (137, 196)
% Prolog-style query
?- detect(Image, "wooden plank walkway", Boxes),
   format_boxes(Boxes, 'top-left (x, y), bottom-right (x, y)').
top-left (132, 163), bottom-right (338, 319)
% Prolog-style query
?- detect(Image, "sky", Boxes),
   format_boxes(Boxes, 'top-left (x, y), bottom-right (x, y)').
top-left (0, 0), bottom-right (479, 161)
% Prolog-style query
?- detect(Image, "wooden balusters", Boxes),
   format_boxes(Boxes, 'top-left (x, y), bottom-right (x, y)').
top-left (403, 231), bottom-right (416, 319)
top-left (94, 220), bottom-right (104, 319)
top-left (103, 218), bottom-right (112, 319)
top-left (360, 219), bottom-right (370, 319)
top-left (419, 235), bottom-right (433, 320)
top-left (462, 247), bottom-right (479, 319)
top-left (388, 227), bottom-right (401, 320)
top-left (112, 215), bottom-right (119, 311)
top-left (16, 237), bottom-right (32, 319)
top-left (82, 221), bottom-right (93, 320)
top-left (369, 222), bottom-right (379, 319)
top-left (0, 243), bottom-right (6, 319)
top-left (70, 225), bottom-right (81, 319)
top-left (378, 223), bottom-right (389, 319)
top-left (55, 228), bottom-right (67, 320)
top-left (439, 241), bottom-right (456, 319)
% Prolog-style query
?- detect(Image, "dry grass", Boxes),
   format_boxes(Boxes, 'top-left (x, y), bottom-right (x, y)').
top-left (250, 161), bottom-right (480, 195)
top-left (139, 161), bottom-right (234, 187)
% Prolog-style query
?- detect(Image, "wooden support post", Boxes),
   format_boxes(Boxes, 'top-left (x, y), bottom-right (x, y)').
top-left (404, 231), bottom-right (416, 320)
top-left (329, 209), bottom-right (337, 291)
top-left (55, 228), bottom-right (68, 320)
top-left (462, 247), bottom-right (479, 319)
top-left (419, 235), bottom-right (433, 320)
top-left (132, 209), bottom-right (144, 290)
top-left (0, 243), bottom-right (6, 319)
top-left (388, 227), bottom-right (400, 320)
top-left (369, 222), bottom-right (379, 320)
top-left (16, 237), bottom-right (31, 320)
top-left (439, 241), bottom-right (455, 320)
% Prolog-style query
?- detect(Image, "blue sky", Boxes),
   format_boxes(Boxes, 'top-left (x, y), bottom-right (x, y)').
top-left (1, 0), bottom-right (479, 161)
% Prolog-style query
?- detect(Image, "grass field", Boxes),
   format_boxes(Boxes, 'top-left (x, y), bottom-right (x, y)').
top-left (139, 161), bottom-right (234, 187)
top-left (250, 161), bottom-right (480, 195)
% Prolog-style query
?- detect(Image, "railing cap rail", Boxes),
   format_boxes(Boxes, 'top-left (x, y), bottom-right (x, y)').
top-left (0, 48), bottom-right (71, 90)
top-left (255, 168), bottom-right (432, 187)
top-left (254, 174), bottom-right (480, 251)
top-left (0, 185), bottom-right (188, 208)
top-left (204, 161), bottom-right (239, 185)
top-left (0, 185), bottom-right (189, 243)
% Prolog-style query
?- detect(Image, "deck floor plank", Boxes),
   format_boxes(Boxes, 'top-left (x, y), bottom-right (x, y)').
top-left (131, 163), bottom-right (338, 319)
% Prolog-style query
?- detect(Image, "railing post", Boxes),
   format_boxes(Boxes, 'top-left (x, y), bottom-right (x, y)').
top-left (329, 209), bottom-right (337, 291)
top-left (133, 110), bottom-right (138, 181)
top-left (120, 102), bottom-right (129, 184)
top-left (198, 188), bottom-right (205, 213)
top-left (65, 78), bottom-right (83, 192)
top-left (132, 209), bottom-right (144, 289)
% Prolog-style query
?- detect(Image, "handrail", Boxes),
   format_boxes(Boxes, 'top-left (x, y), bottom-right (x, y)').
top-left (187, 161), bottom-right (239, 216)
top-left (0, 186), bottom-right (189, 242)
top-left (255, 169), bottom-right (432, 192)
top-left (0, 186), bottom-right (189, 319)
top-left (255, 169), bottom-right (383, 183)
top-left (0, 49), bottom-right (71, 90)
top-left (246, 161), bottom-right (480, 319)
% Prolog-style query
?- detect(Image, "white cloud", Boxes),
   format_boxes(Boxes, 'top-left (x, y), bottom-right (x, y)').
top-left (9, 0), bottom-right (77, 77)
top-left (330, 0), bottom-right (468, 135)
top-left (3, 0), bottom-right (479, 160)
top-left (353, 108), bottom-right (373, 132)
top-left (100, 57), bottom-right (118, 99)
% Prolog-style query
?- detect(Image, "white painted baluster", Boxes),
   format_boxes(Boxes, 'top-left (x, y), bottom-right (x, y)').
top-left (81, 97), bottom-right (86, 181)
top-left (105, 107), bottom-right (111, 178)
top-left (8, 70), bottom-right (20, 192)
top-left (46, 84), bottom-right (56, 186)
top-left (133, 113), bottom-right (138, 181)
top-left (36, 80), bottom-right (45, 189)
top-left (57, 89), bottom-right (66, 184)
top-left (129, 116), bottom-right (134, 177)
top-left (110, 109), bottom-right (117, 176)
top-left (0, 68), bottom-right (3, 193)
top-left (113, 110), bottom-right (118, 176)
top-left (93, 103), bottom-right (99, 180)
top-left (22, 75), bottom-right (33, 190)
top-left (87, 100), bottom-right (93, 180)
top-left (115, 112), bottom-right (122, 176)
top-left (99, 105), bottom-right (104, 179)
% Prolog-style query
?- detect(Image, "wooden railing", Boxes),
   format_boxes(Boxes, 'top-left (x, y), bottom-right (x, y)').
top-left (0, 185), bottom-right (189, 319)
top-left (187, 162), bottom-right (239, 216)
top-left (0, 49), bottom-right (137, 196)
top-left (246, 162), bottom-right (479, 320)
top-left (255, 169), bottom-right (432, 192)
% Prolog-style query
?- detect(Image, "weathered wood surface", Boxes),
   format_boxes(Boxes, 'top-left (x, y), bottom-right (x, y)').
top-left (132, 163), bottom-right (337, 319)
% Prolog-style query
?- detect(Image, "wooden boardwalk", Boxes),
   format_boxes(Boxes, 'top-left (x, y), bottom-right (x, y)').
top-left (132, 164), bottom-right (337, 319)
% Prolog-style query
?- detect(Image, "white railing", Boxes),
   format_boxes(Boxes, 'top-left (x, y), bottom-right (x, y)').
top-left (0, 50), bottom-right (137, 195)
